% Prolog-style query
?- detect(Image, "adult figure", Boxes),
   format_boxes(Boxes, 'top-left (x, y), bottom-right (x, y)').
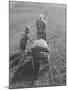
top-left (35, 14), bottom-right (47, 40)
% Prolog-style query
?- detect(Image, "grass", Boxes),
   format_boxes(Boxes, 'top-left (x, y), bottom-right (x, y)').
top-left (9, 1), bottom-right (66, 88)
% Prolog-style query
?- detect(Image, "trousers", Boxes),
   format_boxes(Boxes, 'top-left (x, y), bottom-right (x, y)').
top-left (37, 31), bottom-right (47, 40)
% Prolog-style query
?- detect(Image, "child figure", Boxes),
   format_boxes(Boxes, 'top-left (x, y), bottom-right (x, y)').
top-left (19, 26), bottom-right (33, 60)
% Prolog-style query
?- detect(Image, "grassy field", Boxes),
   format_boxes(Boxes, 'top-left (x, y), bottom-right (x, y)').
top-left (9, 1), bottom-right (66, 88)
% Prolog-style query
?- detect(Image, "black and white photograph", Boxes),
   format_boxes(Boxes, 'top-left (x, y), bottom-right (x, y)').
top-left (9, 1), bottom-right (66, 89)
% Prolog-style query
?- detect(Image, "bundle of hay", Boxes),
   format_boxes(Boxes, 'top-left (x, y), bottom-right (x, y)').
top-left (31, 39), bottom-right (49, 49)
top-left (31, 39), bottom-right (50, 60)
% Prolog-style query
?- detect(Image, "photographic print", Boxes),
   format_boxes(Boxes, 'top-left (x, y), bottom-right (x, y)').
top-left (9, 1), bottom-right (66, 89)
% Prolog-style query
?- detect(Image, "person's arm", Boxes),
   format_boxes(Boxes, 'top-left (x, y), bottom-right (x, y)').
top-left (28, 36), bottom-right (33, 44)
top-left (29, 38), bottom-right (33, 44)
top-left (45, 20), bottom-right (47, 26)
top-left (35, 20), bottom-right (39, 33)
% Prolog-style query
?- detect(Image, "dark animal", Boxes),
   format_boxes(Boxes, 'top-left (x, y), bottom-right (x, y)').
top-left (12, 55), bottom-right (40, 84)
top-left (11, 47), bottom-right (49, 84)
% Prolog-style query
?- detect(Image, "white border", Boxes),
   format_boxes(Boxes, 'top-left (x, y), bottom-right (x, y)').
top-left (10, 0), bottom-right (68, 4)
top-left (0, 0), bottom-right (67, 90)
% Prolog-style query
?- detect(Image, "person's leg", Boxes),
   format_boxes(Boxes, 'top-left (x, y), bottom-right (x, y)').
top-left (21, 45), bottom-right (26, 62)
top-left (37, 32), bottom-right (43, 39)
top-left (42, 32), bottom-right (47, 40)
top-left (23, 45), bottom-right (26, 61)
top-left (37, 32), bottom-right (40, 39)
top-left (23, 50), bottom-right (25, 60)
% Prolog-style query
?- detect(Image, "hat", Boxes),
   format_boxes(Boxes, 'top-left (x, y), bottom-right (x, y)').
top-left (25, 26), bottom-right (31, 33)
